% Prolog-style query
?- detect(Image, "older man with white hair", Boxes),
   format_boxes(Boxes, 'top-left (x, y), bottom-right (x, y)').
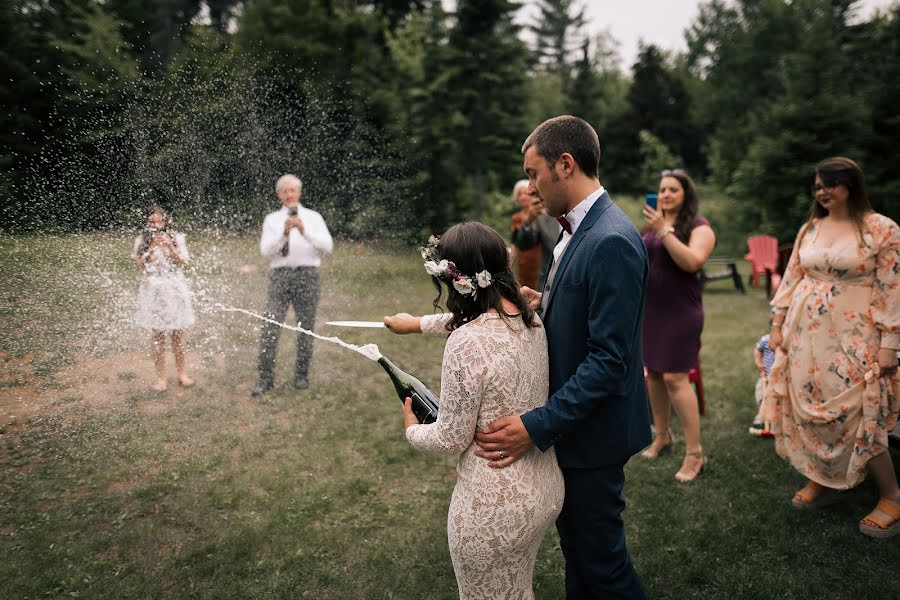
top-left (251, 174), bottom-right (333, 396)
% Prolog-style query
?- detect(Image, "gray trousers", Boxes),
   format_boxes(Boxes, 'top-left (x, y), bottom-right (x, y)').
top-left (256, 267), bottom-right (320, 385)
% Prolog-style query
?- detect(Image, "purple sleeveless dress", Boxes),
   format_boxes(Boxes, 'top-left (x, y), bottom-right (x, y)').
top-left (641, 218), bottom-right (709, 373)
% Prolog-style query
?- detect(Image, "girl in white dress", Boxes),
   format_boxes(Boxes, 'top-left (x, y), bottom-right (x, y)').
top-left (390, 222), bottom-right (564, 600)
top-left (131, 206), bottom-right (195, 391)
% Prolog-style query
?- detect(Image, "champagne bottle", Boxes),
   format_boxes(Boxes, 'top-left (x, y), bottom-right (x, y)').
top-left (377, 355), bottom-right (439, 424)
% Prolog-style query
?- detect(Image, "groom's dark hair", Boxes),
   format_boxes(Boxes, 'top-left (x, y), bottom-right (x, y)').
top-left (521, 115), bottom-right (600, 178)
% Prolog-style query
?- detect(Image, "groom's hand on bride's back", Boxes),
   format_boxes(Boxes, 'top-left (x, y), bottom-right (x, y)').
top-left (474, 416), bottom-right (535, 468)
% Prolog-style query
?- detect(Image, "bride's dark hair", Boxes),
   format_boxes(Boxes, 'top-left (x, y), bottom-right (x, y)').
top-left (430, 222), bottom-right (537, 332)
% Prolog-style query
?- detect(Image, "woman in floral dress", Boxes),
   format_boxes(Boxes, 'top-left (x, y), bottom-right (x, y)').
top-left (763, 157), bottom-right (900, 538)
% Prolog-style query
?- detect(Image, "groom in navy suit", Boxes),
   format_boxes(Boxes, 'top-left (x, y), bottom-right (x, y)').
top-left (475, 116), bottom-right (651, 599)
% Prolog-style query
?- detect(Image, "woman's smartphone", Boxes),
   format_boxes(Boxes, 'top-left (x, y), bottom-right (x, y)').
top-left (645, 194), bottom-right (658, 210)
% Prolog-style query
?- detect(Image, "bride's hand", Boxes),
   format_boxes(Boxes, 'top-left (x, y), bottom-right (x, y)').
top-left (384, 313), bottom-right (422, 334)
top-left (402, 397), bottom-right (418, 429)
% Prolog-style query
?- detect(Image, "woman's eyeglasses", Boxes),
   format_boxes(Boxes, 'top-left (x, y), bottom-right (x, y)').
top-left (660, 169), bottom-right (687, 177)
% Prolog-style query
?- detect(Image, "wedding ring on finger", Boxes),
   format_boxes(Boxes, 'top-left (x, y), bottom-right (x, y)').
top-left (499, 451), bottom-right (505, 459)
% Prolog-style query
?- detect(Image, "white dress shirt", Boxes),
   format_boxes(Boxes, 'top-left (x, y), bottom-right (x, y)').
top-left (260, 204), bottom-right (334, 268)
top-left (551, 185), bottom-right (606, 264)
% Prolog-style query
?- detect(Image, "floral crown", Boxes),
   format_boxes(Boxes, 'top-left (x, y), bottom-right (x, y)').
top-left (420, 234), bottom-right (494, 298)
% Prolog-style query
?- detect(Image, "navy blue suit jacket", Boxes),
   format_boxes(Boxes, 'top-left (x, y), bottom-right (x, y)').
top-left (520, 191), bottom-right (652, 468)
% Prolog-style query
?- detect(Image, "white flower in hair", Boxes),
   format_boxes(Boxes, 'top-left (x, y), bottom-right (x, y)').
top-left (476, 270), bottom-right (492, 288)
top-left (453, 277), bottom-right (475, 296)
top-left (425, 260), bottom-right (449, 276)
top-left (428, 234), bottom-right (440, 246)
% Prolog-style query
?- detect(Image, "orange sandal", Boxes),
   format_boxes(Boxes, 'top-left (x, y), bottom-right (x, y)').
top-left (791, 481), bottom-right (839, 510)
top-left (859, 498), bottom-right (900, 539)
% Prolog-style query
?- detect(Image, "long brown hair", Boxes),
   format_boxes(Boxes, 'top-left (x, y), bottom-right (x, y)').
top-left (798, 157), bottom-right (873, 247)
top-left (429, 222), bottom-right (537, 332)
top-left (660, 169), bottom-right (701, 243)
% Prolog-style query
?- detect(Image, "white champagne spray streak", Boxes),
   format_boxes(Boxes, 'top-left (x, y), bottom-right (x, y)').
top-left (216, 304), bottom-right (383, 362)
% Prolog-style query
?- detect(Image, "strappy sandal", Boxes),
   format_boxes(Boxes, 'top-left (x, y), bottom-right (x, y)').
top-left (859, 497), bottom-right (900, 539)
top-left (790, 481), bottom-right (839, 510)
top-left (674, 449), bottom-right (706, 483)
top-left (641, 430), bottom-right (673, 459)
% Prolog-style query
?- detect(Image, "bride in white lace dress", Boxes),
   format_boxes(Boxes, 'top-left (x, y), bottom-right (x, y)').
top-left (388, 223), bottom-right (564, 600)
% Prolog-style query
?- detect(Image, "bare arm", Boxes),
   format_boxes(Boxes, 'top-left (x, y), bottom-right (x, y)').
top-left (642, 207), bottom-right (715, 273)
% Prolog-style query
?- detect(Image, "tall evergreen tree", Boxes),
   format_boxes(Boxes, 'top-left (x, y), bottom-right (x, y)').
top-left (529, 0), bottom-right (586, 86)
top-left (568, 40), bottom-right (601, 125)
top-left (386, 1), bottom-right (461, 233)
top-left (689, 0), bottom-right (871, 240)
top-left (857, 5), bottom-right (900, 219)
top-left (626, 44), bottom-right (700, 172)
top-left (105, 0), bottom-right (204, 73)
top-left (0, 0), bottom-right (54, 221)
top-left (442, 0), bottom-right (531, 222)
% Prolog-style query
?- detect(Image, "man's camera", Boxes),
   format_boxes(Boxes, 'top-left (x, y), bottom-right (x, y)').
top-left (288, 206), bottom-right (298, 217)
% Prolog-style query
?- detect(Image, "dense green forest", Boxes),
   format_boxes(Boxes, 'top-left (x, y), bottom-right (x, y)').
top-left (2, 0), bottom-right (898, 241)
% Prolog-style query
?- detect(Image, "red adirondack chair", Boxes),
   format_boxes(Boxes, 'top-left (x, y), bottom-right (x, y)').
top-left (745, 235), bottom-right (779, 295)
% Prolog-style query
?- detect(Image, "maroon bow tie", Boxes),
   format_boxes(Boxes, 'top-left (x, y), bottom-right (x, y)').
top-left (556, 216), bottom-right (572, 235)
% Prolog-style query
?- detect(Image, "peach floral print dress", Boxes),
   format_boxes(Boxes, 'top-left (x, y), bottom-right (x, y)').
top-left (763, 212), bottom-right (900, 489)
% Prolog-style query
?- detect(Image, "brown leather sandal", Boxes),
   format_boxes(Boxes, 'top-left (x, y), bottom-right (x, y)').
top-left (859, 497), bottom-right (900, 539)
top-left (790, 481), bottom-right (839, 510)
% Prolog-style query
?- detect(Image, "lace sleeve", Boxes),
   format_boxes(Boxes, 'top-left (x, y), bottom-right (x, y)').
top-left (421, 313), bottom-right (452, 339)
top-left (406, 326), bottom-right (486, 454)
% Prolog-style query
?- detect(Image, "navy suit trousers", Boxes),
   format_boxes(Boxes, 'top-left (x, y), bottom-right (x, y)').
top-left (556, 465), bottom-right (647, 600)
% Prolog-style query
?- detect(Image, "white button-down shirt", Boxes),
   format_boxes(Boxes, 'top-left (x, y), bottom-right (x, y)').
top-left (260, 204), bottom-right (334, 268)
top-left (551, 185), bottom-right (605, 264)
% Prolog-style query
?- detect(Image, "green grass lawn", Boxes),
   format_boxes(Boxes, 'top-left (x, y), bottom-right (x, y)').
top-left (1, 232), bottom-right (897, 600)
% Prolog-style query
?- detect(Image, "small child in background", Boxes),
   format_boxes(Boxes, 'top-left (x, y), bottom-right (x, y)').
top-left (132, 205), bottom-right (195, 392)
top-left (750, 333), bottom-right (775, 437)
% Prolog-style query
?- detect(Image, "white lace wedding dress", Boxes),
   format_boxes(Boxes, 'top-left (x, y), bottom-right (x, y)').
top-left (407, 312), bottom-right (564, 600)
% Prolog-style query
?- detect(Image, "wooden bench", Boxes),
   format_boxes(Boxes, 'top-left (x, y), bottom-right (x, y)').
top-left (700, 258), bottom-right (745, 293)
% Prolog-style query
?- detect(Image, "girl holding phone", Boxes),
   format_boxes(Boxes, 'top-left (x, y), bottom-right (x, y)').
top-left (132, 205), bottom-right (195, 391)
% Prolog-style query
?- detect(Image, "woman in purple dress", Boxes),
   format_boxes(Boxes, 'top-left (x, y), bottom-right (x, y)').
top-left (640, 169), bottom-right (716, 482)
